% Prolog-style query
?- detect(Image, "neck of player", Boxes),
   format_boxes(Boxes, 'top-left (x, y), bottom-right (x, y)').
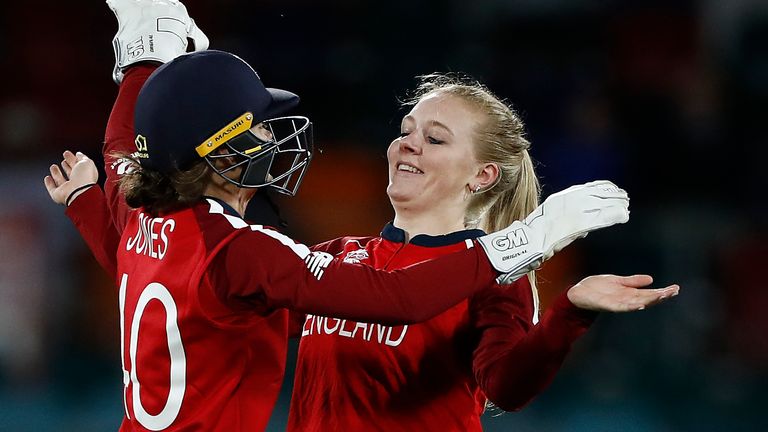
top-left (205, 176), bottom-right (255, 217)
top-left (391, 203), bottom-right (468, 242)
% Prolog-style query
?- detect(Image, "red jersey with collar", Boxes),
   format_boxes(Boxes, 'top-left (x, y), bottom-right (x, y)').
top-left (288, 224), bottom-right (597, 432)
top-left (115, 201), bottom-right (289, 432)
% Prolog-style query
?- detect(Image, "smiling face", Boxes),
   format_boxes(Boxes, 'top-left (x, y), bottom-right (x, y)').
top-left (386, 92), bottom-right (488, 218)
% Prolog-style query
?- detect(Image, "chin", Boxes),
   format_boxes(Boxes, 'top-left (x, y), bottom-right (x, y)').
top-left (386, 186), bottom-right (409, 204)
top-left (388, 187), bottom-right (427, 210)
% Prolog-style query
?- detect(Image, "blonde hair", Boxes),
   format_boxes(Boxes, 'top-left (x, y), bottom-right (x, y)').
top-left (405, 73), bottom-right (541, 290)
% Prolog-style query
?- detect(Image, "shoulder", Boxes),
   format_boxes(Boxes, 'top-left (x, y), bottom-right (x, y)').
top-left (192, 199), bottom-right (309, 259)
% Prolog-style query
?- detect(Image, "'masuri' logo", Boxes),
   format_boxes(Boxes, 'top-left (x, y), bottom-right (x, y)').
top-left (492, 228), bottom-right (529, 251)
top-left (135, 134), bottom-right (149, 158)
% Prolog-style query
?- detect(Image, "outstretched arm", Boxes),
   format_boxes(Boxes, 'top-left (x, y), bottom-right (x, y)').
top-left (209, 226), bottom-right (498, 325)
top-left (472, 274), bottom-right (678, 411)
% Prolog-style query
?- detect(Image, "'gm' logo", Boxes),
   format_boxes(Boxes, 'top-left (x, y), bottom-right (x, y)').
top-left (492, 228), bottom-right (529, 251)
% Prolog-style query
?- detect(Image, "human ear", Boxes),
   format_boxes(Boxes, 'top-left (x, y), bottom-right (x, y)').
top-left (471, 162), bottom-right (499, 193)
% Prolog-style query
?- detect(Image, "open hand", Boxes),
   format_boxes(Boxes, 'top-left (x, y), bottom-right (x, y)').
top-left (567, 274), bottom-right (679, 312)
top-left (43, 151), bottom-right (98, 206)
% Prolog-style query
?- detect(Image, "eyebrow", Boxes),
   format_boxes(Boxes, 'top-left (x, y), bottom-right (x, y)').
top-left (402, 115), bottom-right (455, 136)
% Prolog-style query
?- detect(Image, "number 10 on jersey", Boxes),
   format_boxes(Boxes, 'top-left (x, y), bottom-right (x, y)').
top-left (119, 273), bottom-right (187, 431)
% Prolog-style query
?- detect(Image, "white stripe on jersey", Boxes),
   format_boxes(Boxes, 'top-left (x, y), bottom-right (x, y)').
top-left (206, 199), bottom-right (249, 229)
top-left (249, 225), bottom-right (311, 260)
top-left (206, 199), bottom-right (310, 259)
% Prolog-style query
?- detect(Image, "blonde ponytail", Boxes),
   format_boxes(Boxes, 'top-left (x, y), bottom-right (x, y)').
top-left (481, 150), bottom-right (539, 232)
top-left (481, 149), bottom-right (541, 315)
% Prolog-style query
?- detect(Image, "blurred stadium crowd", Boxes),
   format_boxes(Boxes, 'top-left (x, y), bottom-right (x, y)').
top-left (0, 0), bottom-right (766, 430)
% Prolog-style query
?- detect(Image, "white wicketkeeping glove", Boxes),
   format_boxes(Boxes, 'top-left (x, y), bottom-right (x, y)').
top-left (107, 0), bottom-right (209, 84)
top-left (477, 180), bottom-right (630, 284)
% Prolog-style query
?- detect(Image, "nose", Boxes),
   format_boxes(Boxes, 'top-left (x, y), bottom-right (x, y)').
top-left (398, 133), bottom-right (421, 155)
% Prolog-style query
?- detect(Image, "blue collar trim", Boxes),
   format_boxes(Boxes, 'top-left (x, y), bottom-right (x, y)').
top-left (381, 222), bottom-right (486, 247)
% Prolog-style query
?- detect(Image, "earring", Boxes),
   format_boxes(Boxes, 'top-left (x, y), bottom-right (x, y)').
top-left (473, 185), bottom-right (481, 194)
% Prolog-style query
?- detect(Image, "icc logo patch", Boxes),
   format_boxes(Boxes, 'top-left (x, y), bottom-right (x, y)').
top-left (135, 134), bottom-right (149, 158)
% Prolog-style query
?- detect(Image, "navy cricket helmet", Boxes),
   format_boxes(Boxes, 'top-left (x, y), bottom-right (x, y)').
top-left (134, 50), bottom-right (313, 195)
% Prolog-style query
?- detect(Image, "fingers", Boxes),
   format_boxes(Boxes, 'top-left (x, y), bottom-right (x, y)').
top-left (616, 274), bottom-right (654, 288)
top-left (43, 175), bottom-right (57, 197)
top-left (581, 203), bottom-right (630, 230)
top-left (583, 180), bottom-right (629, 203)
top-left (582, 180), bottom-right (616, 188)
top-left (188, 19), bottom-right (209, 51)
top-left (647, 284), bottom-right (680, 299)
top-left (588, 191), bottom-right (629, 202)
top-left (600, 203), bottom-right (630, 225)
top-left (632, 284), bottom-right (680, 311)
top-left (585, 181), bottom-right (627, 198)
top-left (62, 151), bottom-right (77, 176)
top-left (49, 163), bottom-right (67, 185)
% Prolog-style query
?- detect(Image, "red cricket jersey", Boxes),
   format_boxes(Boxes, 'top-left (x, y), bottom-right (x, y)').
top-left (288, 224), bottom-right (597, 432)
top-left (116, 202), bottom-right (290, 431)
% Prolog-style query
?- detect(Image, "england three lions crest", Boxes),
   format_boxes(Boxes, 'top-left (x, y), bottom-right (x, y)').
top-left (343, 248), bottom-right (369, 264)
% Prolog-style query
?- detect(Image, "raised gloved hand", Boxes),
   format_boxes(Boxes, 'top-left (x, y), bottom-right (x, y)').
top-left (477, 180), bottom-right (629, 283)
top-left (107, 0), bottom-right (209, 84)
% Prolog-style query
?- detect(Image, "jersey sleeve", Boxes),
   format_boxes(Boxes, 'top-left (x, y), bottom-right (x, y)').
top-left (64, 185), bottom-right (121, 278)
top-left (208, 227), bottom-right (497, 325)
top-left (470, 277), bottom-right (597, 411)
top-left (286, 236), bottom-right (371, 337)
top-left (103, 65), bottom-right (158, 232)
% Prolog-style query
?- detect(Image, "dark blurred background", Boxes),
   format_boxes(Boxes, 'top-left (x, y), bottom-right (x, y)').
top-left (1, 0), bottom-right (766, 430)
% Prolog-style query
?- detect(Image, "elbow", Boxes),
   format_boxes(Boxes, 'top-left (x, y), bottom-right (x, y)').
top-left (486, 394), bottom-right (533, 413)
top-left (483, 384), bottom-right (536, 412)
top-left (477, 362), bottom-right (547, 413)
